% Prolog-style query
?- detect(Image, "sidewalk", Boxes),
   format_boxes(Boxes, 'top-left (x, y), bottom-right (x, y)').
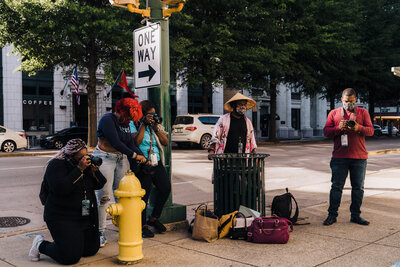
top-left (1, 166), bottom-right (400, 266)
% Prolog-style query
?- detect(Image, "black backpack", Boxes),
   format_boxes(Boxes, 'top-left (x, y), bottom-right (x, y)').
top-left (271, 188), bottom-right (299, 223)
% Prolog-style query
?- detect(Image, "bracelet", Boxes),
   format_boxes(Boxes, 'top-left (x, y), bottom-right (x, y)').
top-left (132, 152), bottom-right (137, 159)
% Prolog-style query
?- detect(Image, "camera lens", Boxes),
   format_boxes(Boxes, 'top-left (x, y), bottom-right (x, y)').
top-left (347, 120), bottom-right (356, 128)
top-left (88, 154), bottom-right (102, 166)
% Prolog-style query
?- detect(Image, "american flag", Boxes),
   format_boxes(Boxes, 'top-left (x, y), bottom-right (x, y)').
top-left (70, 68), bottom-right (80, 105)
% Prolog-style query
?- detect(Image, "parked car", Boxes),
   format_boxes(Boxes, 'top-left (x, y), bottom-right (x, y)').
top-left (172, 114), bottom-right (221, 149)
top-left (373, 124), bottom-right (382, 136)
top-left (381, 126), bottom-right (400, 136)
top-left (0, 126), bottom-right (28, 152)
top-left (40, 126), bottom-right (88, 149)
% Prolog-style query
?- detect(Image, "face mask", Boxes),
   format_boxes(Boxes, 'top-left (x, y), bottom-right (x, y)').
top-left (343, 102), bottom-right (355, 111)
top-left (236, 106), bottom-right (246, 115)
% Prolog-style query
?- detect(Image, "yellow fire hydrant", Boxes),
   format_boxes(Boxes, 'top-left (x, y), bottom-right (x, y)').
top-left (106, 170), bottom-right (146, 263)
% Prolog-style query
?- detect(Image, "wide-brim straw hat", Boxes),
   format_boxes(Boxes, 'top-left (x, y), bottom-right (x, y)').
top-left (224, 92), bottom-right (257, 112)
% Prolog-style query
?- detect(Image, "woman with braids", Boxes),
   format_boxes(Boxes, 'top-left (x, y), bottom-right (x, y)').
top-left (94, 97), bottom-right (147, 247)
top-left (29, 139), bottom-right (106, 265)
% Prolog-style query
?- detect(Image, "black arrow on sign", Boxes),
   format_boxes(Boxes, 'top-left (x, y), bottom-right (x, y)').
top-left (138, 65), bottom-right (156, 81)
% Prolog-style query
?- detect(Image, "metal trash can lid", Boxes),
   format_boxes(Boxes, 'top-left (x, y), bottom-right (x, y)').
top-left (210, 153), bottom-right (270, 159)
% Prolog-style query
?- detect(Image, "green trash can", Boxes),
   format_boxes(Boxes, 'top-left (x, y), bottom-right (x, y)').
top-left (211, 153), bottom-right (270, 217)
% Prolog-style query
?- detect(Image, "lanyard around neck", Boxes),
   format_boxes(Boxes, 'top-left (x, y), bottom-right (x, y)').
top-left (341, 107), bottom-right (357, 121)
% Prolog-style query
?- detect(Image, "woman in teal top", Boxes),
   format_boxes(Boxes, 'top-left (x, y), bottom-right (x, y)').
top-left (129, 100), bottom-right (170, 238)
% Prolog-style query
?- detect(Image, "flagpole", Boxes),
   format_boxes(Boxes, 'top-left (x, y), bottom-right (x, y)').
top-left (60, 78), bottom-right (70, 96)
top-left (111, 70), bottom-right (123, 91)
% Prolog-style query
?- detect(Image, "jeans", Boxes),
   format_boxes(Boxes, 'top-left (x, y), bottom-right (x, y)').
top-left (94, 148), bottom-right (130, 233)
top-left (328, 158), bottom-right (367, 217)
top-left (39, 219), bottom-right (99, 265)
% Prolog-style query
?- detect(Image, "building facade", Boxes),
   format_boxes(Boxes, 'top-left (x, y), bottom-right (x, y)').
top-left (2, 46), bottom-right (370, 144)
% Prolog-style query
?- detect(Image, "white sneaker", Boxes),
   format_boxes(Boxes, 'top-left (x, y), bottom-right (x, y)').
top-left (99, 232), bottom-right (107, 248)
top-left (29, 234), bottom-right (44, 261)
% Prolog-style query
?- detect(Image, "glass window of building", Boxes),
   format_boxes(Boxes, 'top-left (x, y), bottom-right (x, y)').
top-left (22, 71), bottom-right (54, 133)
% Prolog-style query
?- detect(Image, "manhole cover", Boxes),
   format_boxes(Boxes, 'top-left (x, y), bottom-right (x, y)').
top-left (0, 217), bottom-right (30, 228)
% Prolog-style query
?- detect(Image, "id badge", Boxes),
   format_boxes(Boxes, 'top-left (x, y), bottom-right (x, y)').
top-left (150, 152), bottom-right (158, 166)
top-left (341, 134), bottom-right (348, 147)
top-left (82, 199), bottom-right (90, 216)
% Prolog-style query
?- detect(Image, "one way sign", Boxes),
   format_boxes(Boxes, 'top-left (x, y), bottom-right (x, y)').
top-left (134, 23), bottom-right (161, 89)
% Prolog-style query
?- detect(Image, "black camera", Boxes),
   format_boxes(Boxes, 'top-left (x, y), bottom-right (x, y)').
top-left (347, 120), bottom-right (356, 128)
top-left (139, 161), bottom-right (156, 175)
top-left (149, 112), bottom-right (162, 124)
top-left (88, 154), bottom-right (103, 166)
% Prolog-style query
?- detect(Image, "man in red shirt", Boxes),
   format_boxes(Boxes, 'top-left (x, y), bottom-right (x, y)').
top-left (323, 88), bottom-right (374, 226)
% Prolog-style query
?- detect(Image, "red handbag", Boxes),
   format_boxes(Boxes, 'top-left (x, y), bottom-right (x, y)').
top-left (247, 216), bottom-right (293, 244)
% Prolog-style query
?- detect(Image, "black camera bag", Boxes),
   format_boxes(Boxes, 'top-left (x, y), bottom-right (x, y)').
top-left (271, 188), bottom-right (299, 223)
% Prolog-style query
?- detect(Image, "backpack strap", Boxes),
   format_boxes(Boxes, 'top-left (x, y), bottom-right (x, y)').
top-left (288, 192), bottom-right (299, 223)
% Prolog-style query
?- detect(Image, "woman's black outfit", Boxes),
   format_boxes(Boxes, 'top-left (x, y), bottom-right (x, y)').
top-left (137, 160), bottom-right (171, 226)
top-left (39, 158), bottom-right (106, 265)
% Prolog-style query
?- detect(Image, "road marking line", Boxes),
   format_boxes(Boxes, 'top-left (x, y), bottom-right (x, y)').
top-left (0, 166), bottom-right (44, 171)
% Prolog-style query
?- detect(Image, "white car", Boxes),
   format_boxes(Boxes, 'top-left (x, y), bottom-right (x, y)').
top-left (0, 126), bottom-right (28, 152)
top-left (172, 114), bottom-right (221, 149)
top-left (381, 126), bottom-right (400, 136)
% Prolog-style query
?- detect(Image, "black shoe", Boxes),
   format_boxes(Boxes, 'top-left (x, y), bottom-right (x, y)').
top-left (350, 216), bottom-right (370, 226)
top-left (142, 226), bottom-right (154, 238)
top-left (148, 219), bottom-right (167, 233)
top-left (323, 215), bottom-right (337, 226)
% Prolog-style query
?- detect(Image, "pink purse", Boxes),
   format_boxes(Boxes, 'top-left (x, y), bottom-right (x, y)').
top-left (247, 216), bottom-right (293, 244)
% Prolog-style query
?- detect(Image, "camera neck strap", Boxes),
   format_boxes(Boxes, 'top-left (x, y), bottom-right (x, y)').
top-left (147, 126), bottom-right (155, 157)
top-left (341, 107), bottom-right (357, 121)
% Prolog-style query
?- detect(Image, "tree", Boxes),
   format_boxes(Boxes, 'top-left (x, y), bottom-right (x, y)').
top-left (226, 0), bottom-right (310, 141)
top-left (170, 0), bottom-right (243, 113)
top-left (292, 0), bottom-right (361, 111)
top-left (0, 0), bottom-right (141, 146)
top-left (355, 0), bottom-right (400, 118)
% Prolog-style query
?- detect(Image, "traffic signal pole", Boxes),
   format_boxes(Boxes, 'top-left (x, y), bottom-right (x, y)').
top-left (146, 0), bottom-right (186, 224)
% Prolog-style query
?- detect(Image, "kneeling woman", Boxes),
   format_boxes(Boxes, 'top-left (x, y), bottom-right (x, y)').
top-left (30, 139), bottom-right (106, 265)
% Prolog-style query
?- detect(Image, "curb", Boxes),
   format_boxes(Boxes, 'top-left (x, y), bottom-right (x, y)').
top-left (368, 148), bottom-right (400, 156)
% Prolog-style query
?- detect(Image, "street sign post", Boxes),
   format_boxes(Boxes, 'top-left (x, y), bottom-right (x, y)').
top-left (134, 22), bottom-right (161, 89)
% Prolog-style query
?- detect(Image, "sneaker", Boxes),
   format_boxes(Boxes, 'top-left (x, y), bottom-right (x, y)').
top-left (147, 219), bottom-right (166, 233)
top-left (99, 232), bottom-right (107, 247)
top-left (142, 226), bottom-right (155, 238)
top-left (29, 234), bottom-right (44, 261)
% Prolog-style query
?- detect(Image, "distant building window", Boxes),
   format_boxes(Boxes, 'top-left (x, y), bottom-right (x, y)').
top-left (22, 72), bottom-right (54, 132)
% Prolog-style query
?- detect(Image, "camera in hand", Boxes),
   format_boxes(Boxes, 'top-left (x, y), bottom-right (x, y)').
top-left (347, 120), bottom-right (356, 128)
top-left (139, 161), bottom-right (156, 175)
top-left (149, 112), bottom-right (162, 124)
top-left (88, 154), bottom-right (102, 166)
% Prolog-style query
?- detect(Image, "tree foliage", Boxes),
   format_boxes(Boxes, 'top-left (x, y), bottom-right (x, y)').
top-left (0, 0), bottom-right (141, 146)
top-left (355, 0), bottom-right (400, 118)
